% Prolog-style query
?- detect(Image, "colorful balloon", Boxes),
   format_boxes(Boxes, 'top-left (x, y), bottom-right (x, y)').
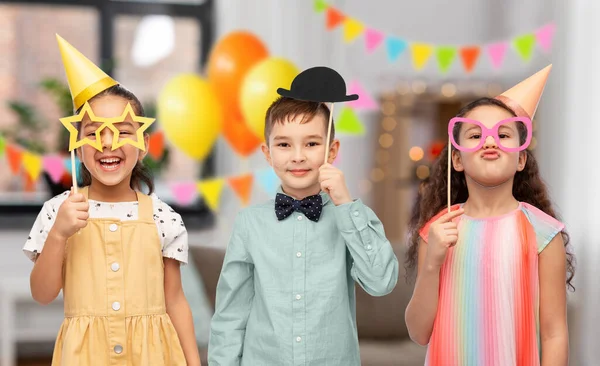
top-left (222, 108), bottom-right (262, 157)
top-left (157, 74), bottom-right (222, 160)
top-left (207, 31), bottom-right (269, 113)
top-left (240, 58), bottom-right (299, 141)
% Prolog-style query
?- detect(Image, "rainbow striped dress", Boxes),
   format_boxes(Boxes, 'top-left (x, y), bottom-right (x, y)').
top-left (419, 202), bottom-right (564, 366)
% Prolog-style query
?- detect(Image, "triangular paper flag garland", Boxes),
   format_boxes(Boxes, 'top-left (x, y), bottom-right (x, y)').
top-left (197, 178), bottom-right (225, 212)
top-left (43, 155), bottom-right (66, 184)
top-left (386, 37), bottom-right (408, 62)
top-left (228, 174), bottom-right (253, 206)
top-left (347, 81), bottom-right (378, 110)
top-left (535, 23), bottom-right (555, 53)
top-left (436, 47), bottom-right (457, 73)
top-left (256, 168), bottom-right (280, 197)
top-left (336, 107), bottom-right (364, 135)
top-left (6, 144), bottom-right (23, 174)
top-left (22, 151), bottom-right (43, 181)
top-left (460, 46), bottom-right (480, 73)
top-left (513, 34), bottom-right (536, 61)
top-left (411, 43), bottom-right (434, 70)
top-left (314, 0), bottom-right (327, 13)
top-left (170, 182), bottom-right (198, 206)
top-left (326, 7), bottom-right (345, 30)
top-left (365, 28), bottom-right (384, 53)
top-left (487, 42), bottom-right (508, 69)
top-left (0, 135), bottom-right (5, 157)
top-left (316, 2), bottom-right (554, 73)
top-left (148, 131), bottom-right (165, 160)
top-left (343, 18), bottom-right (365, 43)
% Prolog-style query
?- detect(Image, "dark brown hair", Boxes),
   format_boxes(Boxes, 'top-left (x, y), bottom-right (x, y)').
top-left (406, 97), bottom-right (575, 291)
top-left (76, 84), bottom-right (154, 194)
top-left (264, 96), bottom-right (334, 145)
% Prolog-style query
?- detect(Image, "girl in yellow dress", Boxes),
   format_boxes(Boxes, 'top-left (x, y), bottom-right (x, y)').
top-left (22, 35), bottom-right (201, 366)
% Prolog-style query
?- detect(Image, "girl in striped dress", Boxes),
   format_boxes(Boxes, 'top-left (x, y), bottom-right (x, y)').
top-left (404, 66), bottom-right (574, 366)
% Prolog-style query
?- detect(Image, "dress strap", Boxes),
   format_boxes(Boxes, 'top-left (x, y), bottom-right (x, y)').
top-left (135, 191), bottom-right (154, 222)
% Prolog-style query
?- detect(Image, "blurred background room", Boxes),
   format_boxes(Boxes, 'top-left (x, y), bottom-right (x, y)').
top-left (0, 0), bottom-right (597, 365)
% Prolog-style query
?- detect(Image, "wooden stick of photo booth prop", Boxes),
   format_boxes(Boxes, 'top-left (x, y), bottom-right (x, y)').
top-left (324, 102), bottom-right (335, 163)
top-left (447, 138), bottom-right (451, 213)
top-left (71, 150), bottom-right (78, 194)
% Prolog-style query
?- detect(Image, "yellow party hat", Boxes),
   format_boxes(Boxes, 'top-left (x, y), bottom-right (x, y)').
top-left (56, 34), bottom-right (118, 110)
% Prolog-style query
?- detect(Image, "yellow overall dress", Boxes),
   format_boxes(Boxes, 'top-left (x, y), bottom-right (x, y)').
top-left (51, 187), bottom-right (186, 365)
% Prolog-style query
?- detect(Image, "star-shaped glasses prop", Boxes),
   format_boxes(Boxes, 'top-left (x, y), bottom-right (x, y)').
top-left (59, 102), bottom-right (155, 152)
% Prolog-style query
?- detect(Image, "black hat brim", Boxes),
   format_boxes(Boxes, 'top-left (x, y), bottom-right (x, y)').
top-left (277, 88), bottom-right (359, 103)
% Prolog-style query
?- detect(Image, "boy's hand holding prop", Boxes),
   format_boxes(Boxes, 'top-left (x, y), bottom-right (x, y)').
top-left (445, 64), bottom-right (552, 212)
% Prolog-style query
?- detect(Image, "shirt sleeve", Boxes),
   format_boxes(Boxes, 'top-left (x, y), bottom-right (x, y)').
top-left (334, 199), bottom-right (399, 296)
top-left (152, 195), bottom-right (188, 264)
top-left (22, 191), bottom-right (70, 261)
top-left (209, 210), bottom-right (254, 366)
top-left (521, 203), bottom-right (565, 253)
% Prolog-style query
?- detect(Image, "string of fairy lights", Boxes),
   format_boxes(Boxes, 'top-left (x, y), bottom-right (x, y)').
top-left (361, 80), bottom-right (539, 196)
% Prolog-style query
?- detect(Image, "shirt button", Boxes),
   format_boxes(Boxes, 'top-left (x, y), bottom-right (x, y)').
top-left (296, 252), bottom-right (302, 258)
top-left (296, 336), bottom-right (302, 342)
top-left (114, 345), bottom-right (123, 354)
top-left (112, 301), bottom-right (121, 311)
top-left (297, 215), bottom-right (303, 221)
top-left (295, 294), bottom-right (302, 300)
top-left (111, 262), bottom-right (120, 272)
top-left (366, 245), bottom-right (372, 250)
top-left (109, 223), bottom-right (118, 232)
top-left (353, 211), bottom-right (359, 217)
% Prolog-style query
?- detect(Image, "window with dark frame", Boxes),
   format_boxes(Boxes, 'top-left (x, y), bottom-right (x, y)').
top-left (0, 0), bottom-right (215, 230)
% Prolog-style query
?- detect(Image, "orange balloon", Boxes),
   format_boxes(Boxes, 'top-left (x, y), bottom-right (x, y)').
top-left (207, 31), bottom-right (269, 112)
top-left (222, 108), bottom-right (262, 157)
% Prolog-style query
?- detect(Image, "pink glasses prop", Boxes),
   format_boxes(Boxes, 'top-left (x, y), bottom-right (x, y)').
top-left (448, 117), bottom-right (532, 152)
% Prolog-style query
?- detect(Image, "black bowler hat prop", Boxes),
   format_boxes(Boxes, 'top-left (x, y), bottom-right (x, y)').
top-left (277, 66), bottom-right (358, 102)
top-left (277, 66), bottom-right (359, 163)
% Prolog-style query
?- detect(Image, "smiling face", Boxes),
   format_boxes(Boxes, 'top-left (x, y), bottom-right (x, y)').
top-left (77, 94), bottom-right (149, 190)
top-left (451, 105), bottom-right (527, 186)
top-left (262, 113), bottom-right (339, 199)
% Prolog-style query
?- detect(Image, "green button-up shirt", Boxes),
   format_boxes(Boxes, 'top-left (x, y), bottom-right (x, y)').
top-left (208, 188), bottom-right (399, 365)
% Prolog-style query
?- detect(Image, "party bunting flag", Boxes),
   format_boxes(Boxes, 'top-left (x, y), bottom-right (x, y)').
top-left (256, 168), bottom-right (280, 197)
top-left (0, 135), bottom-right (5, 157)
top-left (436, 47), bottom-right (457, 73)
top-left (411, 43), bottom-right (434, 70)
top-left (347, 81), bottom-right (378, 110)
top-left (6, 144), bottom-right (23, 174)
top-left (386, 37), bottom-right (408, 62)
top-left (460, 46), bottom-right (480, 73)
top-left (343, 18), bottom-right (365, 43)
top-left (314, 0), bottom-right (327, 13)
top-left (326, 7), bottom-right (345, 30)
top-left (513, 33), bottom-right (536, 61)
top-left (316, 2), bottom-right (554, 73)
top-left (197, 178), bottom-right (225, 212)
top-left (22, 151), bottom-right (43, 181)
top-left (336, 107), bottom-right (364, 135)
top-left (486, 42), bottom-right (508, 69)
top-left (535, 23), bottom-right (555, 53)
top-left (148, 131), bottom-right (165, 160)
top-left (365, 28), bottom-right (384, 53)
top-left (228, 174), bottom-right (253, 206)
top-left (43, 155), bottom-right (66, 184)
top-left (170, 182), bottom-right (198, 206)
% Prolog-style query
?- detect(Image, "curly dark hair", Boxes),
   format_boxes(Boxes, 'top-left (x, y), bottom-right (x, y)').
top-left (406, 97), bottom-right (575, 291)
